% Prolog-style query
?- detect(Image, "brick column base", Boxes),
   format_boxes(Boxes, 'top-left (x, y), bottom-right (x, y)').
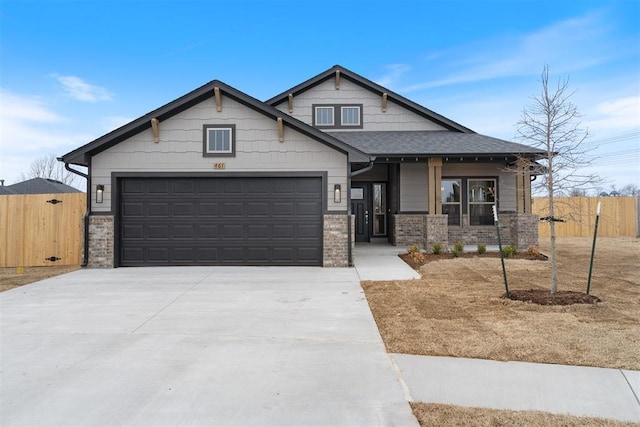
top-left (87, 215), bottom-right (114, 268)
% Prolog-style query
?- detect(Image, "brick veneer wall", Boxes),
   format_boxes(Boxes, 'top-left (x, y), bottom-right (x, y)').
top-left (425, 215), bottom-right (448, 253)
top-left (505, 212), bottom-right (539, 251)
top-left (87, 215), bottom-right (114, 268)
top-left (323, 214), bottom-right (349, 267)
top-left (392, 214), bottom-right (426, 248)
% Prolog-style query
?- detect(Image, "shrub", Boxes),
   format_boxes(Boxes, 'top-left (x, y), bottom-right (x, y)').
top-left (410, 251), bottom-right (426, 263)
top-left (432, 242), bottom-right (443, 255)
top-left (454, 240), bottom-right (464, 253)
top-left (502, 245), bottom-right (517, 258)
top-left (526, 245), bottom-right (542, 258)
top-left (407, 244), bottom-right (420, 254)
top-left (451, 247), bottom-right (461, 258)
top-left (477, 243), bottom-right (487, 254)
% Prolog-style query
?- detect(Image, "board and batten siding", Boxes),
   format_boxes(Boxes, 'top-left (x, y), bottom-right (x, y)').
top-left (399, 163), bottom-right (428, 212)
top-left (274, 79), bottom-right (447, 132)
top-left (442, 163), bottom-right (517, 212)
top-left (91, 96), bottom-right (348, 212)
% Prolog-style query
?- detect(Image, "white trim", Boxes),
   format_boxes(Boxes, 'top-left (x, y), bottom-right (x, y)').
top-left (206, 127), bottom-right (233, 154)
top-left (341, 106), bottom-right (361, 126)
top-left (315, 106), bottom-right (335, 126)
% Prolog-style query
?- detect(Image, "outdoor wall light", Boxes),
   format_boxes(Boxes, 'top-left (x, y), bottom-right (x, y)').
top-left (334, 184), bottom-right (341, 204)
top-left (96, 185), bottom-right (104, 203)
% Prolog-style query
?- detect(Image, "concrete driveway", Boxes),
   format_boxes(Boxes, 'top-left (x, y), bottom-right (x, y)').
top-left (0, 267), bottom-right (418, 427)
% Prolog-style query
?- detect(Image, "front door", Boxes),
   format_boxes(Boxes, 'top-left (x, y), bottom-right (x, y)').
top-left (351, 185), bottom-right (370, 242)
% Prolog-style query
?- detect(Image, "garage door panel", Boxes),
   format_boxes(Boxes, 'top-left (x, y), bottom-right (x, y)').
top-left (119, 177), bottom-right (322, 266)
top-left (148, 179), bottom-right (169, 194)
top-left (148, 203), bottom-right (169, 217)
top-left (122, 202), bottom-right (144, 217)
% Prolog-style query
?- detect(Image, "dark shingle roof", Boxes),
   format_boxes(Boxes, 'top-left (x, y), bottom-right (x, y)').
top-left (327, 131), bottom-right (544, 157)
top-left (0, 178), bottom-right (82, 195)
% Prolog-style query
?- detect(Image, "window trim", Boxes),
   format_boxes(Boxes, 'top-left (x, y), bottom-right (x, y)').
top-left (203, 124), bottom-right (236, 157)
top-left (312, 104), bottom-right (363, 129)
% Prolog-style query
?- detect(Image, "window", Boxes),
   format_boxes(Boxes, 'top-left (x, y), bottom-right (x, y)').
top-left (341, 106), bottom-right (361, 126)
top-left (468, 179), bottom-right (496, 225)
top-left (203, 124), bottom-right (235, 157)
top-left (313, 104), bottom-right (363, 128)
top-left (441, 179), bottom-right (461, 226)
top-left (373, 183), bottom-right (386, 236)
top-left (315, 107), bottom-right (334, 126)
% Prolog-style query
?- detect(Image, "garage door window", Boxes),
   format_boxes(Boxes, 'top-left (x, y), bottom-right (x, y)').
top-left (203, 124), bottom-right (235, 157)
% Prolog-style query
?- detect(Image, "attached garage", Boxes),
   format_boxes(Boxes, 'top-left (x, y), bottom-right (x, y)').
top-left (118, 176), bottom-right (323, 266)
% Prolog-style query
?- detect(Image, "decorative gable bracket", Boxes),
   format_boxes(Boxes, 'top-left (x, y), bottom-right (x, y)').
top-left (214, 86), bottom-right (222, 112)
top-left (277, 117), bottom-right (284, 142)
top-left (151, 118), bottom-right (160, 143)
top-left (382, 93), bottom-right (388, 113)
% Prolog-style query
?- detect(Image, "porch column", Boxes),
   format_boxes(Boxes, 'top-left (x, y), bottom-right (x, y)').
top-left (428, 157), bottom-right (443, 215)
top-left (515, 158), bottom-right (532, 213)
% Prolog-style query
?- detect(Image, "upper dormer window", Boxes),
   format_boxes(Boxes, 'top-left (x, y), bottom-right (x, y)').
top-left (313, 104), bottom-right (363, 129)
top-left (315, 106), bottom-right (335, 126)
top-left (341, 106), bottom-right (361, 126)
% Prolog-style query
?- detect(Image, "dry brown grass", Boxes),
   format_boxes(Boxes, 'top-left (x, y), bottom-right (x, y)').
top-left (410, 402), bottom-right (640, 427)
top-left (362, 237), bottom-right (640, 370)
top-left (0, 265), bottom-right (80, 292)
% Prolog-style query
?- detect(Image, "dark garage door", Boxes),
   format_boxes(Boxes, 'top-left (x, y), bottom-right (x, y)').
top-left (119, 177), bottom-right (323, 266)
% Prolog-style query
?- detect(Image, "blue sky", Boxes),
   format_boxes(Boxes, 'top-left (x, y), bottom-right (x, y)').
top-left (1, 0), bottom-right (638, 192)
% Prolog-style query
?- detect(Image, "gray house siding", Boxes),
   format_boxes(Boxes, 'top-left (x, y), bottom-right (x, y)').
top-left (274, 79), bottom-right (447, 132)
top-left (399, 163), bottom-right (428, 212)
top-left (91, 96), bottom-right (349, 213)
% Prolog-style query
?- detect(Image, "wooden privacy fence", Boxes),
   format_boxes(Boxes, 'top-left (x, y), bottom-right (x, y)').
top-left (532, 196), bottom-right (638, 238)
top-left (0, 193), bottom-right (86, 267)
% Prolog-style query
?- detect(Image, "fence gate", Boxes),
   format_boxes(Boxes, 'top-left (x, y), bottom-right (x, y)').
top-left (0, 193), bottom-right (86, 267)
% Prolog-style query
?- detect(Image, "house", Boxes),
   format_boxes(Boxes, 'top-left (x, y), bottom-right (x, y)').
top-left (0, 177), bottom-right (82, 195)
top-left (60, 65), bottom-right (543, 268)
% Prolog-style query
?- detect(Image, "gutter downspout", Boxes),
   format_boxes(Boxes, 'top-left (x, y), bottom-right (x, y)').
top-left (61, 160), bottom-right (89, 267)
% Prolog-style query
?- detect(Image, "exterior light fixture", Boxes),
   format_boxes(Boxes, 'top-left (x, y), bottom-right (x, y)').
top-left (96, 185), bottom-right (104, 203)
top-left (334, 184), bottom-right (341, 204)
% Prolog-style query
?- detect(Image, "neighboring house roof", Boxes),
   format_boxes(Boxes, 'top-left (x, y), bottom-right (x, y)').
top-left (266, 65), bottom-right (474, 133)
top-left (328, 131), bottom-right (545, 158)
top-left (0, 178), bottom-right (82, 195)
top-left (60, 80), bottom-right (370, 166)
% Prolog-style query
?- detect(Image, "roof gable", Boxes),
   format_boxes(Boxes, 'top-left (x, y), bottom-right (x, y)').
top-left (265, 65), bottom-right (474, 133)
top-left (61, 80), bottom-right (370, 166)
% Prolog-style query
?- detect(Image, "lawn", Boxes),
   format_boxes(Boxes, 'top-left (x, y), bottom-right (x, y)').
top-left (0, 265), bottom-right (80, 292)
top-left (362, 237), bottom-right (640, 370)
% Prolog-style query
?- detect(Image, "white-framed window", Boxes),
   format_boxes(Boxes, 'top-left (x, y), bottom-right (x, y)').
top-left (315, 106), bottom-right (335, 126)
top-left (341, 106), bottom-right (361, 126)
top-left (313, 104), bottom-right (363, 128)
top-left (468, 179), bottom-right (496, 225)
top-left (441, 179), bottom-right (461, 226)
top-left (203, 124), bottom-right (235, 157)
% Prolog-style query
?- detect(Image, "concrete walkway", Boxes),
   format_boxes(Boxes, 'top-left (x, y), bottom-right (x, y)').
top-left (354, 242), bottom-right (420, 281)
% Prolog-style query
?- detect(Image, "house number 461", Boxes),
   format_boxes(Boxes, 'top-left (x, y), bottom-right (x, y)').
top-left (214, 163), bottom-right (226, 169)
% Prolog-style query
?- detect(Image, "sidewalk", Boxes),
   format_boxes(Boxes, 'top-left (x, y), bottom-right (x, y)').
top-left (354, 243), bottom-right (640, 424)
top-left (391, 354), bottom-right (640, 423)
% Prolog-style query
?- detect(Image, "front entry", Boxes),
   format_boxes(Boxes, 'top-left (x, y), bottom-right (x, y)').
top-left (351, 185), bottom-right (370, 242)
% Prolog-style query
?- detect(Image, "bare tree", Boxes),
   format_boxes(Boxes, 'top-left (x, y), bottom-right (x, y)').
top-left (20, 153), bottom-right (79, 187)
top-left (619, 184), bottom-right (639, 196)
top-left (516, 65), bottom-right (599, 294)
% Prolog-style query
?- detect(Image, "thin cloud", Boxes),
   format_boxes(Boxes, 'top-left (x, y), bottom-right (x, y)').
top-left (53, 74), bottom-right (113, 102)
top-left (400, 9), bottom-right (619, 92)
top-left (374, 63), bottom-right (412, 88)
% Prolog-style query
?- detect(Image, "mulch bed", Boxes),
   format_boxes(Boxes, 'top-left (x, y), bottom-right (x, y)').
top-left (502, 289), bottom-right (601, 305)
top-left (398, 251), bottom-right (547, 270)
